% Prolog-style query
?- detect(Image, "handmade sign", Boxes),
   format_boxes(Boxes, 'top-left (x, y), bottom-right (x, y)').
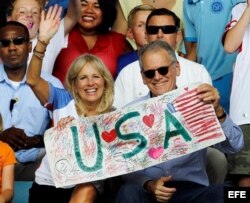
top-left (44, 83), bottom-right (226, 187)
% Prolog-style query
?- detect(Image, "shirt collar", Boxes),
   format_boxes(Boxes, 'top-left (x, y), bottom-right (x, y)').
top-left (0, 64), bottom-right (26, 84)
top-left (188, 0), bottom-right (200, 4)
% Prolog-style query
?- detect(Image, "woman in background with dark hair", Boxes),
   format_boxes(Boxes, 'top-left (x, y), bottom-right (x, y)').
top-left (53, 0), bottom-right (127, 83)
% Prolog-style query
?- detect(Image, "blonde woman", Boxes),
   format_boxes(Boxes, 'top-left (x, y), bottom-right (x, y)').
top-left (26, 6), bottom-right (115, 202)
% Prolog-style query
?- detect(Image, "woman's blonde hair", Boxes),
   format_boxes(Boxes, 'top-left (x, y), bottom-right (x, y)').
top-left (66, 54), bottom-right (114, 116)
top-left (8, 0), bottom-right (45, 16)
top-left (127, 4), bottom-right (155, 28)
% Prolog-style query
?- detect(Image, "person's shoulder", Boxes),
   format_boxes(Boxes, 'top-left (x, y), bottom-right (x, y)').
top-left (119, 51), bottom-right (138, 61)
top-left (108, 31), bottom-right (125, 38)
top-left (41, 72), bottom-right (64, 89)
top-left (0, 141), bottom-right (13, 153)
top-left (178, 56), bottom-right (206, 70)
top-left (233, 2), bottom-right (247, 11)
top-left (118, 51), bottom-right (138, 66)
top-left (117, 60), bottom-right (140, 78)
top-left (124, 94), bottom-right (150, 108)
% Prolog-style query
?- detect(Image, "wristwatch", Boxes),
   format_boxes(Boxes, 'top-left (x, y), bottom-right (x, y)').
top-left (217, 110), bottom-right (226, 120)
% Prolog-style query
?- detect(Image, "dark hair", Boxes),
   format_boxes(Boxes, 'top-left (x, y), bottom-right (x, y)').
top-left (146, 8), bottom-right (180, 29)
top-left (96, 0), bottom-right (117, 34)
top-left (0, 21), bottom-right (30, 40)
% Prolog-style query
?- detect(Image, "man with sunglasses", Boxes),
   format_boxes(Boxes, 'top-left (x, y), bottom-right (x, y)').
top-left (7, 0), bottom-right (81, 74)
top-left (114, 8), bottom-right (211, 109)
top-left (0, 21), bottom-right (63, 181)
top-left (115, 40), bottom-right (243, 203)
top-left (114, 8), bottom-right (229, 188)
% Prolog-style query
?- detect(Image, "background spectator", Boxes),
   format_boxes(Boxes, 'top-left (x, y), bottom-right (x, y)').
top-left (0, 21), bottom-right (63, 181)
top-left (7, 0), bottom-right (81, 74)
top-left (223, 1), bottom-right (250, 187)
top-left (53, 0), bottom-right (127, 83)
top-left (116, 4), bottom-right (155, 78)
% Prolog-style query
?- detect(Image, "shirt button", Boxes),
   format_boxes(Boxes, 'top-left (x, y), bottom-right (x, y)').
top-left (243, 113), bottom-right (249, 117)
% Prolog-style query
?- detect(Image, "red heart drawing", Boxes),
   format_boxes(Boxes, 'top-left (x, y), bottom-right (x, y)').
top-left (148, 147), bottom-right (164, 159)
top-left (101, 129), bottom-right (117, 143)
top-left (143, 114), bottom-right (155, 128)
top-left (184, 87), bottom-right (189, 91)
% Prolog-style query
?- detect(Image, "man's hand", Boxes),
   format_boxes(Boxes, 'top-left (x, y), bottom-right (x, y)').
top-left (0, 127), bottom-right (27, 151)
top-left (145, 176), bottom-right (176, 203)
top-left (197, 84), bottom-right (226, 121)
top-left (25, 135), bottom-right (44, 149)
top-left (197, 83), bottom-right (220, 109)
top-left (57, 116), bottom-right (75, 131)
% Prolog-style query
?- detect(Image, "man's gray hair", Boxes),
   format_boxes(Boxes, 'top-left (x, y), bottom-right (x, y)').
top-left (139, 40), bottom-right (177, 70)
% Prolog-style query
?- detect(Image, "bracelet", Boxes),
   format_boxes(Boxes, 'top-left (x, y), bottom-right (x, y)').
top-left (37, 37), bottom-right (49, 46)
top-left (33, 46), bottom-right (45, 54)
top-left (217, 110), bottom-right (226, 120)
top-left (33, 49), bottom-right (45, 60)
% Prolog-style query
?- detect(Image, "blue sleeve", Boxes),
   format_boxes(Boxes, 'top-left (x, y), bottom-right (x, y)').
top-left (214, 115), bottom-right (244, 154)
top-left (45, 0), bottom-right (69, 9)
top-left (45, 0), bottom-right (69, 17)
top-left (183, 1), bottom-right (197, 42)
top-left (116, 56), bottom-right (127, 79)
top-left (48, 83), bottom-right (73, 110)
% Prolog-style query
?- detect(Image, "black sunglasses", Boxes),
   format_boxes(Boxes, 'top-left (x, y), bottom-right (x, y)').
top-left (0, 37), bottom-right (29, 48)
top-left (143, 62), bottom-right (175, 79)
top-left (146, 25), bottom-right (178, 35)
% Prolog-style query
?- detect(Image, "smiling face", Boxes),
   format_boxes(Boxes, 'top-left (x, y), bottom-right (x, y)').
top-left (0, 25), bottom-right (31, 71)
top-left (74, 62), bottom-right (105, 107)
top-left (78, 0), bottom-right (103, 33)
top-left (10, 0), bottom-right (42, 39)
top-left (141, 48), bottom-right (180, 97)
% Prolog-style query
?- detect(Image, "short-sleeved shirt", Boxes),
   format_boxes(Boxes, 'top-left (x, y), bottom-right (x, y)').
top-left (53, 26), bottom-right (126, 83)
top-left (35, 85), bottom-right (78, 187)
top-left (114, 54), bottom-right (212, 109)
top-left (225, 3), bottom-right (250, 125)
top-left (0, 66), bottom-right (63, 163)
top-left (184, 0), bottom-right (244, 80)
top-left (0, 141), bottom-right (16, 193)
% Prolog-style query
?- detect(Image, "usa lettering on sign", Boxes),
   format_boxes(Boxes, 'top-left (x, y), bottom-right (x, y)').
top-left (44, 82), bottom-right (226, 188)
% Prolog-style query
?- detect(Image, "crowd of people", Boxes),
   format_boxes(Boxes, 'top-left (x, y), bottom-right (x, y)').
top-left (0, 0), bottom-right (249, 202)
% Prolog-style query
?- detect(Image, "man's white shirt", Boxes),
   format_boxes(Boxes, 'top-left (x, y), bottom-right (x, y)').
top-left (114, 54), bottom-right (212, 109)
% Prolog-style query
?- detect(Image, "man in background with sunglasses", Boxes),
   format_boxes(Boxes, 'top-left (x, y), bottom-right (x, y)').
top-left (114, 8), bottom-right (212, 108)
top-left (114, 8), bottom-right (229, 188)
top-left (115, 40), bottom-right (244, 203)
top-left (6, 0), bottom-right (81, 75)
top-left (114, 8), bottom-right (211, 110)
top-left (0, 21), bottom-right (63, 181)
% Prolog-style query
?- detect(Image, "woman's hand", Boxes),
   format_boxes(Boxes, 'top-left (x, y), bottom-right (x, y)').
top-left (57, 116), bottom-right (75, 130)
top-left (38, 4), bottom-right (62, 43)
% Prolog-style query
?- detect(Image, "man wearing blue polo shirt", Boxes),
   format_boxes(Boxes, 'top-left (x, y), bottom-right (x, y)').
top-left (184, 0), bottom-right (245, 114)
